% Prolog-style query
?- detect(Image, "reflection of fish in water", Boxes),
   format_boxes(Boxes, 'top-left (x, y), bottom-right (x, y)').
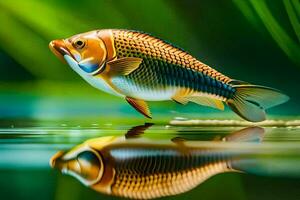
top-left (50, 125), bottom-right (264, 199)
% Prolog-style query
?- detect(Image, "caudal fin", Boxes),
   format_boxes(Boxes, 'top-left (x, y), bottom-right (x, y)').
top-left (227, 85), bottom-right (289, 122)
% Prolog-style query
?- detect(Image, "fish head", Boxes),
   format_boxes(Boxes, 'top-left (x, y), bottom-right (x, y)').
top-left (49, 31), bottom-right (107, 76)
top-left (50, 143), bottom-right (104, 186)
top-left (49, 136), bottom-right (118, 186)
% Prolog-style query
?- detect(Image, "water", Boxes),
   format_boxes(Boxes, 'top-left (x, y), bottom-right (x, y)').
top-left (1, 119), bottom-right (300, 200)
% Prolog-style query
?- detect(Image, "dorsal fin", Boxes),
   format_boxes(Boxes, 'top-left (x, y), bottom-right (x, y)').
top-left (228, 79), bottom-right (250, 85)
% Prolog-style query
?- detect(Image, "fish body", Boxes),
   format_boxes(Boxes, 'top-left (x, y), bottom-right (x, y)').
top-left (94, 137), bottom-right (233, 199)
top-left (108, 30), bottom-right (233, 101)
top-left (49, 29), bottom-right (289, 121)
top-left (50, 126), bottom-right (264, 199)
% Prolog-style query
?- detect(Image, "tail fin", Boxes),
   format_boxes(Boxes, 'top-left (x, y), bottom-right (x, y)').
top-left (227, 85), bottom-right (289, 122)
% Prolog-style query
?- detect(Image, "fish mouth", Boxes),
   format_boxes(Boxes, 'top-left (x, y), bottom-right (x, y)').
top-left (49, 39), bottom-right (73, 63)
top-left (49, 150), bottom-right (65, 169)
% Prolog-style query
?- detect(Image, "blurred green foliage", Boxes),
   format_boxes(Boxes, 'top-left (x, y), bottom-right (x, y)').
top-left (234, 0), bottom-right (300, 65)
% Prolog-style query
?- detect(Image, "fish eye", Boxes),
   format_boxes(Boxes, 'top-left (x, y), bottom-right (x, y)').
top-left (74, 39), bottom-right (85, 49)
top-left (76, 151), bottom-right (102, 181)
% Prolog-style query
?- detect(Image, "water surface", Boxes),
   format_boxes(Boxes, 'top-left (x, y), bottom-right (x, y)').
top-left (1, 119), bottom-right (300, 200)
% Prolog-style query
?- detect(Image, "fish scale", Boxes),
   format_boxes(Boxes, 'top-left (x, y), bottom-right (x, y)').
top-left (117, 59), bottom-right (233, 100)
top-left (112, 30), bottom-right (235, 100)
top-left (113, 30), bottom-right (224, 81)
top-left (111, 147), bottom-right (230, 175)
top-left (110, 147), bottom-right (231, 199)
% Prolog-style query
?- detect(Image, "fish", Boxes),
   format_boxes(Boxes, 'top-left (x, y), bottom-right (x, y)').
top-left (49, 29), bottom-right (289, 121)
top-left (50, 125), bottom-right (264, 199)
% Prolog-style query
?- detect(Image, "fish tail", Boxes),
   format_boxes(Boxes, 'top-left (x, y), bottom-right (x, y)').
top-left (226, 84), bottom-right (289, 122)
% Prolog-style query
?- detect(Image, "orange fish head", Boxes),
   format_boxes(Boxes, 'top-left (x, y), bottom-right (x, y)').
top-left (49, 31), bottom-right (107, 75)
top-left (50, 144), bottom-right (104, 186)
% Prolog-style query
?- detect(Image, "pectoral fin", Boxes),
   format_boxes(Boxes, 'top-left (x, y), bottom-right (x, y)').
top-left (107, 57), bottom-right (143, 76)
top-left (126, 97), bottom-right (152, 118)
